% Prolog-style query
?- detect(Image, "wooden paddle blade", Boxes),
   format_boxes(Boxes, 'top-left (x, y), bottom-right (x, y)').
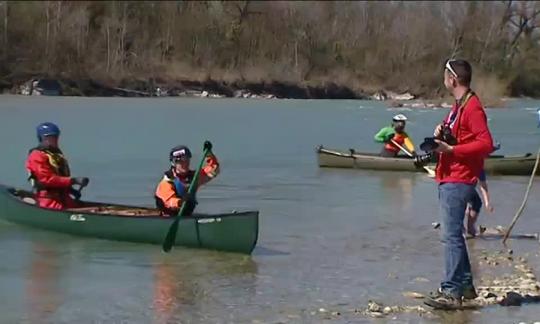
top-left (162, 218), bottom-right (180, 252)
top-left (424, 166), bottom-right (436, 177)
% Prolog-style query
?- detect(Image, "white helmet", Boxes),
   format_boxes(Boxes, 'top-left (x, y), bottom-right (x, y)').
top-left (392, 114), bottom-right (408, 122)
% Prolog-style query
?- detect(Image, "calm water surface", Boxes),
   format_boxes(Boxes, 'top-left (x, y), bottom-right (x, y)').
top-left (0, 95), bottom-right (539, 323)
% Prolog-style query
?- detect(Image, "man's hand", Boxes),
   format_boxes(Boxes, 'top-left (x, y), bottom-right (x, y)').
top-left (71, 177), bottom-right (89, 187)
top-left (434, 139), bottom-right (454, 154)
top-left (433, 124), bottom-right (443, 138)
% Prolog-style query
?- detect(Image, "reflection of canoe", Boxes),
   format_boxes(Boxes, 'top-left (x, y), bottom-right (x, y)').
top-left (0, 184), bottom-right (258, 254)
top-left (317, 146), bottom-right (539, 176)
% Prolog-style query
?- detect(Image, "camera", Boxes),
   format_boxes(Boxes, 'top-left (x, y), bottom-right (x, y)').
top-left (440, 125), bottom-right (457, 145)
top-left (419, 124), bottom-right (458, 153)
top-left (415, 124), bottom-right (456, 168)
top-left (414, 152), bottom-right (434, 167)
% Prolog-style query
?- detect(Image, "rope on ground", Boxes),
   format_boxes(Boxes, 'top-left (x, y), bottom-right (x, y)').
top-left (502, 147), bottom-right (540, 245)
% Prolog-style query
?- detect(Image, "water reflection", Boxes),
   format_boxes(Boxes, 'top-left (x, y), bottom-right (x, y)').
top-left (25, 244), bottom-right (64, 323)
top-left (152, 261), bottom-right (191, 323)
top-left (150, 253), bottom-right (258, 323)
top-left (380, 174), bottom-right (416, 211)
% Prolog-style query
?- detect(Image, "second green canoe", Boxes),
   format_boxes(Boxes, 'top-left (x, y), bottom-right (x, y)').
top-left (317, 145), bottom-right (539, 176)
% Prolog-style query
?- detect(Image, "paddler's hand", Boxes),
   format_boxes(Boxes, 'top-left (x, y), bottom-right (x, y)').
top-left (433, 123), bottom-right (443, 138)
top-left (70, 187), bottom-right (82, 200)
top-left (179, 192), bottom-right (197, 216)
top-left (71, 177), bottom-right (89, 187)
top-left (384, 133), bottom-right (395, 143)
top-left (203, 154), bottom-right (220, 178)
top-left (204, 140), bottom-right (213, 151)
top-left (179, 192), bottom-right (196, 206)
top-left (434, 139), bottom-right (454, 154)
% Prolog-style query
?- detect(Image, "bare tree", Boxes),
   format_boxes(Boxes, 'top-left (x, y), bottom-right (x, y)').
top-left (2, 1), bottom-right (7, 60)
top-left (2, 1), bottom-right (540, 97)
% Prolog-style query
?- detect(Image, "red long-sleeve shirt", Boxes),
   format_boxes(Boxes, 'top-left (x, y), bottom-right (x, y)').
top-left (435, 95), bottom-right (494, 184)
top-left (26, 149), bottom-right (74, 209)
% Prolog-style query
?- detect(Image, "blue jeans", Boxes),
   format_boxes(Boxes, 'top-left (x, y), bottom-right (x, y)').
top-left (439, 182), bottom-right (477, 298)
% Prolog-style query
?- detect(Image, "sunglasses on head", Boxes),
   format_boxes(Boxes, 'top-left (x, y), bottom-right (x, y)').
top-left (445, 60), bottom-right (458, 78)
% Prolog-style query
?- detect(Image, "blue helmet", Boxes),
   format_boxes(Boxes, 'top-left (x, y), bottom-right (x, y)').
top-left (36, 122), bottom-right (61, 141)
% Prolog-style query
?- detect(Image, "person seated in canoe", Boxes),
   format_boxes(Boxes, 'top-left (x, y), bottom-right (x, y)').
top-left (374, 114), bottom-right (416, 157)
top-left (25, 122), bottom-right (89, 210)
top-left (155, 145), bottom-right (220, 217)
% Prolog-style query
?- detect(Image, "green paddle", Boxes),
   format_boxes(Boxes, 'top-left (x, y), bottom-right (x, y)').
top-left (162, 141), bottom-right (212, 253)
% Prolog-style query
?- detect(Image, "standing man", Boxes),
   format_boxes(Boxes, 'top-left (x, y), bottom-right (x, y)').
top-left (424, 59), bottom-right (494, 309)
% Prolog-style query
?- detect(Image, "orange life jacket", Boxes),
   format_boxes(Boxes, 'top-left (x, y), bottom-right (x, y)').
top-left (384, 133), bottom-right (406, 153)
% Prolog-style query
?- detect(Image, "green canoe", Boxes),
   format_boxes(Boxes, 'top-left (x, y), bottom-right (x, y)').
top-left (0, 184), bottom-right (259, 254)
top-left (317, 145), bottom-right (539, 176)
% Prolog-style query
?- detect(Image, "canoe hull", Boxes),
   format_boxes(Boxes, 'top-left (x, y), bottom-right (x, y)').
top-left (317, 146), bottom-right (539, 176)
top-left (0, 185), bottom-right (258, 254)
top-left (317, 146), bottom-right (423, 172)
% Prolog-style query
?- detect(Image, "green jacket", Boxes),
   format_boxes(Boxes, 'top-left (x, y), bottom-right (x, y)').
top-left (374, 126), bottom-right (416, 153)
top-left (374, 126), bottom-right (396, 143)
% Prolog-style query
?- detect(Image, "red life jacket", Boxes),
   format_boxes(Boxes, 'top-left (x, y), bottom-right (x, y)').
top-left (25, 146), bottom-right (74, 209)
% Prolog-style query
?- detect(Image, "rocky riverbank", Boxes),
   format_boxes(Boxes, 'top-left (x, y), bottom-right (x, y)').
top-left (360, 249), bottom-right (540, 319)
top-left (0, 76), bottom-right (424, 101)
top-left (310, 247), bottom-right (540, 322)
top-left (0, 76), bottom-right (513, 109)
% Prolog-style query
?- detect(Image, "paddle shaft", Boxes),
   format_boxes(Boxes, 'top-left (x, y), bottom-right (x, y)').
top-left (390, 139), bottom-right (435, 176)
top-left (502, 147), bottom-right (540, 244)
top-left (162, 146), bottom-right (211, 252)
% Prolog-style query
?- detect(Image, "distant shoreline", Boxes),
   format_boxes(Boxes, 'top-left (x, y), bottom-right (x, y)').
top-left (0, 76), bottom-right (531, 108)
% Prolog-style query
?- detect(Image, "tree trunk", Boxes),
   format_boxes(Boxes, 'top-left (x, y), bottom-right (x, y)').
top-left (120, 1), bottom-right (127, 73)
top-left (45, 1), bottom-right (50, 58)
top-left (106, 21), bottom-right (110, 72)
top-left (294, 40), bottom-right (298, 72)
top-left (3, 1), bottom-right (7, 60)
top-left (478, 21), bottom-right (495, 66)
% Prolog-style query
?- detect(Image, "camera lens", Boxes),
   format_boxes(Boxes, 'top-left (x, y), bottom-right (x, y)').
top-left (414, 153), bottom-right (433, 167)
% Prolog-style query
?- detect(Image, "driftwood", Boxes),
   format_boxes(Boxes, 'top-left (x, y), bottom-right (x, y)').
top-left (431, 223), bottom-right (539, 240)
top-left (502, 147), bottom-right (540, 244)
